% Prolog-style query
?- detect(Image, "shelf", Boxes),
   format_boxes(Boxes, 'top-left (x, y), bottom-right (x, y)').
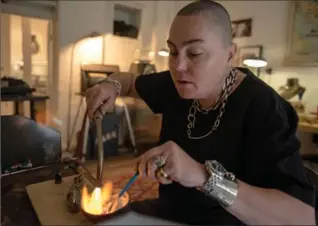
top-left (298, 122), bottom-right (318, 134)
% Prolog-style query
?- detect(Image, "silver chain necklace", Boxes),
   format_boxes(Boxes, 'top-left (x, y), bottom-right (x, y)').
top-left (187, 69), bottom-right (238, 140)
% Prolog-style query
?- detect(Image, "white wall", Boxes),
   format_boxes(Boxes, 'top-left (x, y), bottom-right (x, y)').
top-left (218, 0), bottom-right (318, 153)
top-left (220, 1), bottom-right (317, 112)
top-left (57, 1), bottom-right (107, 150)
top-left (57, 1), bottom-right (180, 150)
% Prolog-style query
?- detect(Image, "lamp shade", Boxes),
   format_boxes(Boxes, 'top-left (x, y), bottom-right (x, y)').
top-left (243, 56), bottom-right (267, 68)
top-left (158, 48), bottom-right (169, 57)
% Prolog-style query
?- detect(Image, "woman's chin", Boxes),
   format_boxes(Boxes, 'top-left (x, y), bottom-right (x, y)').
top-left (176, 89), bottom-right (196, 99)
top-left (174, 82), bottom-right (197, 99)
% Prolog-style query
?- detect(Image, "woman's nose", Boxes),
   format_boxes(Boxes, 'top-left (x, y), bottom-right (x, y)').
top-left (173, 56), bottom-right (187, 72)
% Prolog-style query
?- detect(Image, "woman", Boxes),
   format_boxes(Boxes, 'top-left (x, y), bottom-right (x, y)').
top-left (85, 0), bottom-right (315, 225)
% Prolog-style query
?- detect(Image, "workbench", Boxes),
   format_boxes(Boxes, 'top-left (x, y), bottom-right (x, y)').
top-left (1, 94), bottom-right (49, 122)
top-left (1, 157), bottom-right (136, 225)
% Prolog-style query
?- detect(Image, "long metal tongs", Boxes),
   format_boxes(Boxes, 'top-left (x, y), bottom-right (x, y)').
top-left (95, 115), bottom-right (104, 187)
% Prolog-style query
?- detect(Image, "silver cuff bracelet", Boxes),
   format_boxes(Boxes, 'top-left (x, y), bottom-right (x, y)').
top-left (200, 160), bottom-right (238, 207)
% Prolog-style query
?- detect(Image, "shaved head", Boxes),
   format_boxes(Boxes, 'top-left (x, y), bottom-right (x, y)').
top-left (167, 0), bottom-right (236, 101)
top-left (177, 0), bottom-right (232, 47)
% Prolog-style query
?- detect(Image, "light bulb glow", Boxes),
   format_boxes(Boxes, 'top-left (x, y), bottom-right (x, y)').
top-left (77, 37), bottom-right (103, 64)
top-left (158, 49), bottom-right (169, 57)
top-left (243, 58), bottom-right (267, 68)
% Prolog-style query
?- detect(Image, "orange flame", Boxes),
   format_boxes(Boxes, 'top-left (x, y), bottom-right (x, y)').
top-left (81, 182), bottom-right (113, 215)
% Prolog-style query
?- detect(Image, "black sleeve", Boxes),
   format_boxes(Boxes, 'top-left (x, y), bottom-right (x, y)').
top-left (241, 93), bottom-right (315, 207)
top-left (134, 70), bottom-right (174, 114)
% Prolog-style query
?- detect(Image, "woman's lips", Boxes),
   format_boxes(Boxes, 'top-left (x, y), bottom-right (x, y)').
top-left (177, 80), bottom-right (193, 84)
top-left (176, 80), bottom-right (194, 88)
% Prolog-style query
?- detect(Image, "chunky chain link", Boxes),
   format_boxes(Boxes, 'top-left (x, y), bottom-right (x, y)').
top-left (187, 69), bottom-right (238, 140)
top-left (194, 78), bottom-right (226, 114)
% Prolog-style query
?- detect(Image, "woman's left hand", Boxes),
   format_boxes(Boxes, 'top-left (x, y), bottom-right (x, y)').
top-left (136, 141), bottom-right (208, 187)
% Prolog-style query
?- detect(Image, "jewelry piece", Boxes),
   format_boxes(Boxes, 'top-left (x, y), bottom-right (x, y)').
top-left (153, 155), bottom-right (165, 168)
top-left (156, 167), bottom-right (173, 184)
top-left (194, 75), bottom-right (228, 114)
top-left (187, 68), bottom-right (237, 140)
top-left (99, 77), bottom-right (122, 95)
top-left (199, 160), bottom-right (238, 207)
top-left (152, 156), bottom-right (172, 184)
top-left (158, 168), bottom-right (169, 178)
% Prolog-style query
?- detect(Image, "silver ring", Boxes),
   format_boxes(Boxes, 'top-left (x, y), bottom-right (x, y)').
top-left (153, 156), bottom-right (165, 168)
top-left (159, 168), bottom-right (169, 178)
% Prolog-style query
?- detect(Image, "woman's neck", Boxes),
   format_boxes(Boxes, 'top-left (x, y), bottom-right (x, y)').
top-left (198, 86), bottom-right (223, 109)
top-left (198, 70), bottom-right (229, 109)
top-left (197, 68), bottom-right (245, 109)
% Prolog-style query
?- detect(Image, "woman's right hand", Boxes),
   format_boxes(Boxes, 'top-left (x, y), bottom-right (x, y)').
top-left (85, 82), bottom-right (119, 119)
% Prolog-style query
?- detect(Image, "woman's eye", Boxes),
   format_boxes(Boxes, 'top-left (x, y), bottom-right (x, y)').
top-left (188, 52), bottom-right (202, 58)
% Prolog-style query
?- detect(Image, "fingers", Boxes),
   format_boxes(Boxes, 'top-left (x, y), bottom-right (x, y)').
top-left (85, 88), bottom-right (98, 117)
top-left (136, 145), bottom-right (175, 184)
top-left (85, 84), bottom-right (116, 119)
top-left (157, 159), bottom-right (173, 184)
top-left (89, 95), bottom-right (106, 119)
top-left (138, 158), bottom-right (148, 178)
top-left (97, 95), bottom-right (115, 117)
top-left (85, 87), bottom-right (102, 119)
top-left (142, 146), bottom-right (165, 164)
top-left (146, 156), bottom-right (166, 179)
top-left (146, 158), bottom-right (158, 179)
top-left (161, 159), bottom-right (174, 179)
top-left (137, 146), bottom-right (164, 178)
top-left (157, 169), bottom-right (173, 184)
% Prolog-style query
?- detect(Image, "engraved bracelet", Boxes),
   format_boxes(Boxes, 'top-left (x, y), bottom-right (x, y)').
top-left (200, 160), bottom-right (239, 208)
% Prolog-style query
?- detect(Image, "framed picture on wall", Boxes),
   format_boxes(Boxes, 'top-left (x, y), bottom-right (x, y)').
top-left (231, 18), bottom-right (252, 38)
top-left (284, 1), bottom-right (318, 66)
top-left (113, 4), bottom-right (141, 39)
top-left (234, 45), bottom-right (262, 77)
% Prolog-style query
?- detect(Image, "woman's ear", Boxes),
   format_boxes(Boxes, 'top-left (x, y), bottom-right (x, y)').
top-left (228, 43), bottom-right (237, 64)
top-left (228, 54), bottom-right (233, 62)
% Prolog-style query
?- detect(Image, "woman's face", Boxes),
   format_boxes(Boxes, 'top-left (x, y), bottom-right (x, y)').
top-left (168, 14), bottom-right (235, 99)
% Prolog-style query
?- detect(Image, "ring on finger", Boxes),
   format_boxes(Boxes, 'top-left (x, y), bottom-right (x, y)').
top-left (158, 168), bottom-right (169, 178)
top-left (156, 168), bottom-right (172, 184)
top-left (153, 156), bottom-right (165, 168)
